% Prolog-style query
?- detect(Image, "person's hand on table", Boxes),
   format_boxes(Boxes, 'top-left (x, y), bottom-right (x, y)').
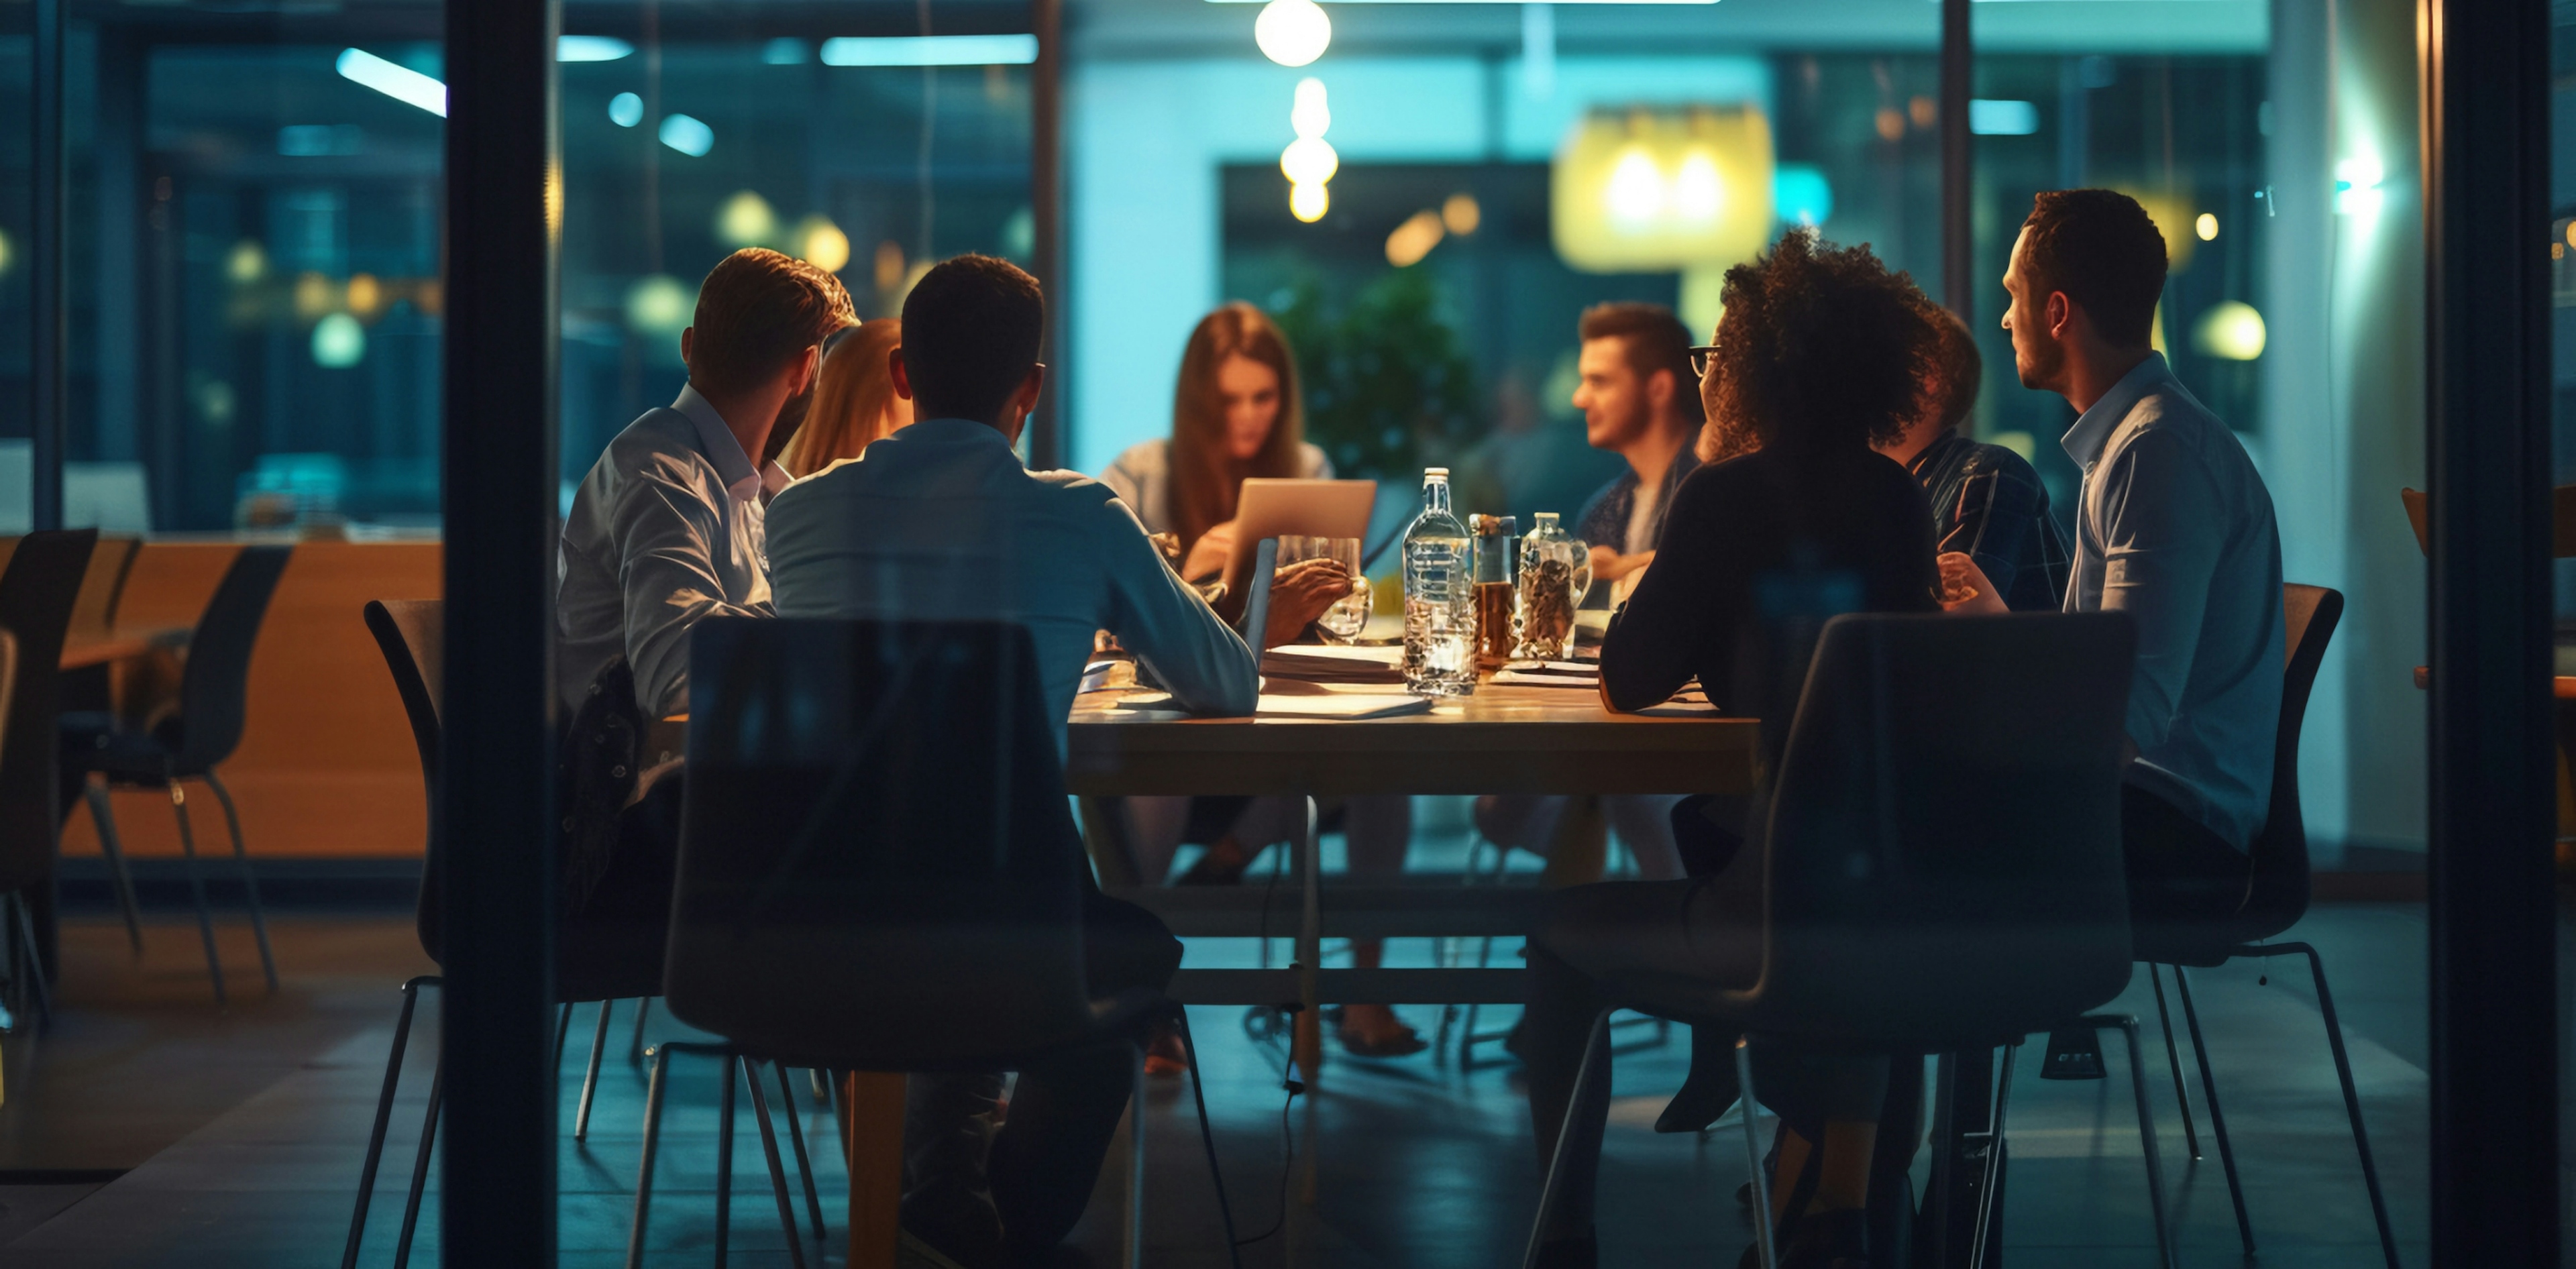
top-left (1937, 551), bottom-right (2008, 614)
top-left (1183, 520), bottom-right (1238, 582)
top-left (1265, 558), bottom-right (1351, 649)
top-left (1589, 545), bottom-right (1656, 583)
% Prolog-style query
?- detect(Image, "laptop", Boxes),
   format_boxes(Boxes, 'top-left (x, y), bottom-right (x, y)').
top-left (1220, 478), bottom-right (1377, 598)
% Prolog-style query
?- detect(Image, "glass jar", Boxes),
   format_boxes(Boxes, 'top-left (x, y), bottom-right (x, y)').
top-left (1470, 514), bottom-right (1519, 664)
top-left (1514, 512), bottom-right (1591, 661)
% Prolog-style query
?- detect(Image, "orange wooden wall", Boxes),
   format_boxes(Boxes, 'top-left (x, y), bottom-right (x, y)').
top-left (57, 540), bottom-right (442, 862)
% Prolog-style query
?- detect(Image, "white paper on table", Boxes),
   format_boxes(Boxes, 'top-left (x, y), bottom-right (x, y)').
top-left (1266, 643), bottom-right (1404, 666)
top-left (1254, 693), bottom-right (1432, 720)
top-left (1633, 700), bottom-right (1720, 717)
top-left (1491, 669), bottom-right (1601, 688)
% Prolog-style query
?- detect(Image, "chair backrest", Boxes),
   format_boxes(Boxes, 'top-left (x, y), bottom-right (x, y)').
top-left (166, 545), bottom-right (293, 771)
top-left (1740, 611), bottom-right (2138, 1051)
top-left (2237, 584), bottom-right (2344, 936)
top-left (362, 598), bottom-right (445, 963)
top-left (67, 535), bottom-right (140, 639)
top-left (665, 617), bottom-right (1095, 1069)
top-left (0, 530), bottom-right (97, 890)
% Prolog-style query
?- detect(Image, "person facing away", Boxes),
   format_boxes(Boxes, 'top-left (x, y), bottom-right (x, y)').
top-left (763, 255), bottom-right (1248, 1266)
top-left (1882, 297), bottom-right (2072, 612)
top-left (1570, 301), bottom-right (1706, 606)
top-left (1523, 231), bottom-right (1942, 1269)
top-left (1944, 188), bottom-right (2284, 920)
top-left (1094, 300), bottom-right (1418, 1060)
top-left (555, 247), bottom-right (855, 719)
top-left (777, 318), bottom-right (912, 478)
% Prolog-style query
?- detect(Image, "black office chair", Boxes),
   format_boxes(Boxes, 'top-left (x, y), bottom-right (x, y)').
top-left (343, 600), bottom-right (708, 1269)
top-left (2130, 584), bottom-right (2398, 1269)
top-left (0, 529), bottom-right (99, 1027)
top-left (58, 533), bottom-right (145, 955)
top-left (60, 543), bottom-right (290, 1003)
top-left (1524, 612), bottom-right (2171, 1269)
top-left (635, 617), bottom-right (1242, 1269)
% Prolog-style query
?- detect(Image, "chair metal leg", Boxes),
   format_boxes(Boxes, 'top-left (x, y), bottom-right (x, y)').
top-left (1173, 1006), bottom-right (1247, 1269)
top-left (1736, 1036), bottom-right (1778, 1269)
top-left (775, 1063), bottom-right (826, 1242)
top-left (2253, 942), bottom-right (2400, 1269)
top-left (84, 781), bottom-right (143, 957)
top-left (743, 1059), bottom-right (810, 1269)
top-left (1124, 1042), bottom-right (1147, 1269)
top-left (716, 1048), bottom-right (737, 1268)
top-left (343, 975), bottom-right (437, 1269)
top-left (630, 994), bottom-right (652, 1063)
top-left (202, 770), bottom-right (276, 993)
top-left (2146, 965), bottom-right (2203, 1160)
top-left (1966, 1044), bottom-right (2021, 1267)
top-left (808, 1065), bottom-right (829, 1104)
top-left (9, 893), bottom-right (50, 1026)
top-left (627, 1043), bottom-right (676, 1269)
top-left (1520, 1009), bottom-right (1613, 1269)
top-left (166, 777), bottom-right (225, 1005)
top-left (2089, 1014), bottom-right (2175, 1269)
top-left (576, 999), bottom-right (614, 1140)
top-left (2170, 966), bottom-right (2255, 1256)
top-left (391, 1056), bottom-right (443, 1269)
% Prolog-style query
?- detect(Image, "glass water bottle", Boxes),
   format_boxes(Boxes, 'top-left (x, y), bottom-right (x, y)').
top-left (1401, 468), bottom-right (1478, 696)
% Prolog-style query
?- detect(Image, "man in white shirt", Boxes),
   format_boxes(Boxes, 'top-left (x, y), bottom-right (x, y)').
top-left (556, 247), bottom-right (855, 718)
top-left (1946, 188), bottom-right (2285, 920)
top-left (767, 254), bottom-right (1254, 1268)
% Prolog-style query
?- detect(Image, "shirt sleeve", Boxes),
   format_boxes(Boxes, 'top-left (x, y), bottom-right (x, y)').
top-left (1599, 470), bottom-right (1735, 711)
top-left (2092, 427), bottom-right (2222, 751)
top-left (1095, 498), bottom-right (1260, 716)
top-left (608, 464), bottom-right (771, 716)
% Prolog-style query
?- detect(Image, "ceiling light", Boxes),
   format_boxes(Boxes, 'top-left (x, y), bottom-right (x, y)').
top-left (608, 93), bottom-right (644, 127)
top-left (818, 35), bottom-right (1039, 66)
top-left (335, 48), bottom-right (447, 117)
top-left (557, 36), bottom-right (634, 62)
top-left (659, 113), bottom-right (714, 157)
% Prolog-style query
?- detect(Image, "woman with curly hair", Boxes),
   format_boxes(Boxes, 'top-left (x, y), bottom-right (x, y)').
top-left (1521, 231), bottom-right (1940, 1269)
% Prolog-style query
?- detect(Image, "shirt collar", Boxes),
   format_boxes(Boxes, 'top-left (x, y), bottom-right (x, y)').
top-left (901, 417), bottom-right (1022, 452)
top-left (672, 383), bottom-right (790, 502)
top-left (1907, 428), bottom-right (1966, 478)
top-left (2060, 351), bottom-right (2172, 471)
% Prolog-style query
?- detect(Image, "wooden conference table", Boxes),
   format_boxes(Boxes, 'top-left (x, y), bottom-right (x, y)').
top-left (839, 678), bottom-right (1759, 1268)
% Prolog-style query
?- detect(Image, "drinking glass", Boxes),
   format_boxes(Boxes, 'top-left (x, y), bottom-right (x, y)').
top-left (1279, 535), bottom-right (1370, 641)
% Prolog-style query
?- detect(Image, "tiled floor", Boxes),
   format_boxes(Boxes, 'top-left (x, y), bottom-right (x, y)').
top-left (0, 875), bottom-right (2432, 1266)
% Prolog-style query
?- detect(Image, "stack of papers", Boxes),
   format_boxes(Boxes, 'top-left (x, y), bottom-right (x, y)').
top-left (1491, 660), bottom-right (1601, 689)
top-left (1261, 643), bottom-right (1406, 685)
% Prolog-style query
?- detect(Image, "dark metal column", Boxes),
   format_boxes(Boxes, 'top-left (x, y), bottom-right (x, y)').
top-left (30, 0), bottom-right (64, 530)
top-left (2423, 0), bottom-right (2559, 1262)
top-left (438, 0), bottom-right (561, 1260)
top-left (1028, 0), bottom-right (1065, 470)
top-left (1937, 0), bottom-right (1972, 323)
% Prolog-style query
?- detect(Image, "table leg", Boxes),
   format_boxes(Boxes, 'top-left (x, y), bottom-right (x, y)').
top-left (844, 1070), bottom-right (906, 1269)
top-left (1293, 794), bottom-right (1324, 1080)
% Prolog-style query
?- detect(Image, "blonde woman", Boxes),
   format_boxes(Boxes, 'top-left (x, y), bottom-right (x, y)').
top-left (780, 319), bottom-right (910, 476)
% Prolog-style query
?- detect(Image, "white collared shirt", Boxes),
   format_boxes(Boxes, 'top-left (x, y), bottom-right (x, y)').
top-left (555, 384), bottom-right (790, 716)
top-left (2061, 353), bottom-right (2286, 850)
top-left (767, 418), bottom-right (1258, 754)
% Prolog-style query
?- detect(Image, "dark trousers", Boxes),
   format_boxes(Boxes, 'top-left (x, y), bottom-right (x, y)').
top-left (905, 889), bottom-right (1182, 1263)
top-left (2121, 783), bottom-right (2255, 926)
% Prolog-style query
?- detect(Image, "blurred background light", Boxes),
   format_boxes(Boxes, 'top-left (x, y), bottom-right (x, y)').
top-left (556, 36), bottom-right (633, 62)
top-left (1289, 181), bottom-right (1329, 223)
top-left (2192, 300), bottom-right (2267, 360)
top-left (1254, 0), bottom-right (1332, 68)
top-left (1556, 105), bottom-right (1773, 272)
top-left (345, 273), bottom-right (384, 319)
top-left (819, 36), bottom-right (1038, 66)
top-left (794, 216), bottom-right (852, 273)
top-left (311, 313), bottom-right (367, 368)
top-left (608, 92), bottom-right (644, 127)
top-left (2334, 155), bottom-right (2385, 215)
top-left (1967, 99), bottom-right (2039, 136)
top-left (1280, 135), bottom-right (1340, 186)
top-left (1772, 164), bottom-right (1833, 227)
top-left (293, 272), bottom-right (337, 321)
top-left (1385, 210), bottom-right (1446, 268)
top-left (0, 228), bottom-right (11, 276)
top-left (659, 113), bottom-right (714, 157)
top-left (762, 38), bottom-right (812, 65)
top-left (714, 190), bottom-right (778, 247)
top-left (1442, 192), bottom-right (1481, 236)
top-left (1291, 77), bottom-right (1331, 138)
top-left (625, 274), bottom-right (693, 337)
top-left (225, 239), bottom-right (268, 284)
top-left (335, 48), bottom-right (447, 117)
top-left (2196, 212), bottom-right (2220, 241)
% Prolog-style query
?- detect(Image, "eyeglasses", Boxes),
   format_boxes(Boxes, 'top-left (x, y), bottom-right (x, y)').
top-left (1689, 345), bottom-right (1721, 379)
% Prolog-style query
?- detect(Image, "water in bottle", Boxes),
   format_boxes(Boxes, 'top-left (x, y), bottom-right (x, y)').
top-left (1402, 467), bottom-right (1477, 697)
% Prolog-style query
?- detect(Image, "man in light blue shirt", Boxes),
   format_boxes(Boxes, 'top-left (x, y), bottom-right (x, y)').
top-left (767, 254), bottom-right (1252, 1269)
top-left (1945, 189), bottom-right (2284, 919)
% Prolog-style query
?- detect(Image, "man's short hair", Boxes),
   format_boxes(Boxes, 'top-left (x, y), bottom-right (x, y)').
top-left (1576, 301), bottom-right (1707, 425)
top-left (1918, 299), bottom-right (1983, 432)
top-left (2019, 190), bottom-right (2167, 348)
top-left (688, 248), bottom-right (855, 397)
top-left (900, 254), bottom-right (1045, 423)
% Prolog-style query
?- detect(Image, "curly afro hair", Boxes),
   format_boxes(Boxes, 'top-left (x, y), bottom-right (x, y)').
top-left (1697, 230), bottom-right (1934, 463)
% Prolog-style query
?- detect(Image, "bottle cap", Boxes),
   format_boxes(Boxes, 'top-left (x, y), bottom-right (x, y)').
top-left (1424, 467), bottom-right (1450, 478)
